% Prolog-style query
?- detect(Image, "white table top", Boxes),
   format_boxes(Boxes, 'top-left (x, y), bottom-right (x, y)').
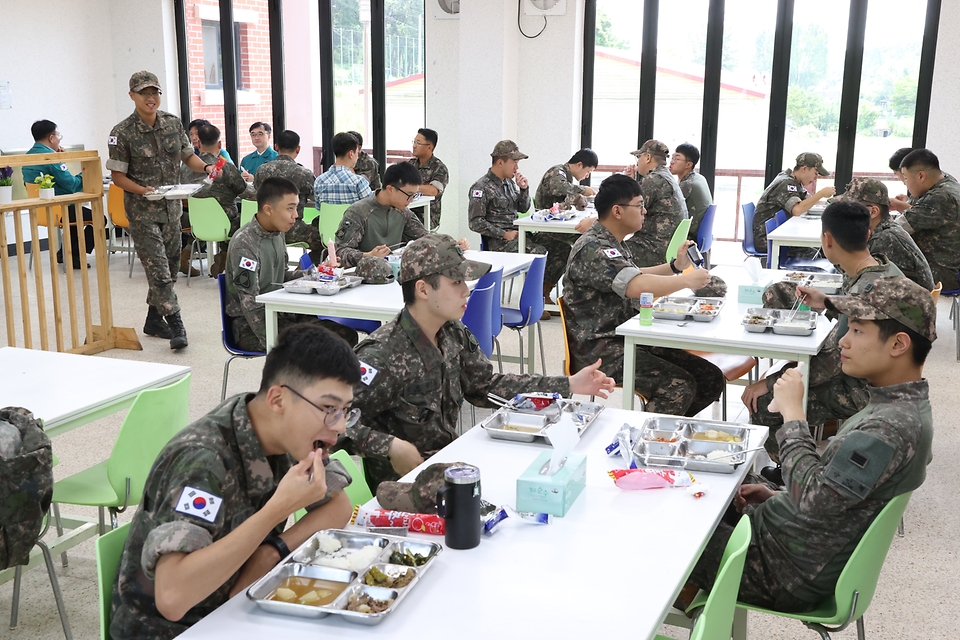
top-left (406, 195), bottom-right (435, 210)
top-left (766, 215), bottom-right (823, 246)
top-left (179, 407), bottom-right (766, 640)
top-left (515, 208), bottom-right (595, 233)
top-left (0, 347), bottom-right (191, 437)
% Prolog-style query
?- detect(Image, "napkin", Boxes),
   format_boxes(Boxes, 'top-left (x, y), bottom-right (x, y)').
top-left (744, 257), bottom-right (762, 283)
top-left (542, 420), bottom-right (580, 475)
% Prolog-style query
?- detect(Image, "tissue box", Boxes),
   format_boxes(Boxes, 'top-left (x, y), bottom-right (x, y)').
top-left (738, 278), bottom-right (772, 305)
top-left (516, 451), bottom-right (587, 517)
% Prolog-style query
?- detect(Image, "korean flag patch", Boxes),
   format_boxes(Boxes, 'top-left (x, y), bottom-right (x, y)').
top-left (787, 184), bottom-right (797, 192)
top-left (108, 136), bottom-right (118, 146)
top-left (174, 486), bottom-right (222, 523)
top-left (239, 256), bottom-right (258, 271)
top-left (472, 189), bottom-right (483, 198)
top-left (59, 163), bottom-right (68, 171)
top-left (358, 360), bottom-right (378, 385)
top-left (602, 248), bottom-right (622, 259)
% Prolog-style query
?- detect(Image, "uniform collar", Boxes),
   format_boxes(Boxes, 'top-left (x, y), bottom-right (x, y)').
top-left (867, 379), bottom-right (929, 405)
top-left (230, 395), bottom-right (280, 498)
top-left (397, 307), bottom-right (457, 363)
top-left (485, 169), bottom-right (504, 186)
top-left (275, 154), bottom-right (296, 164)
top-left (29, 142), bottom-right (55, 154)
top-left (250, 215), bottom-right (282, 239)
top-left (132, 110), bottom-right (162, 132)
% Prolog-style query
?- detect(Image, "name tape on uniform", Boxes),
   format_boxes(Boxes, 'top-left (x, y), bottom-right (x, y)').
top-left (602, 248), bottom-right (622, 259)
top-left (358, 360), bottom-right (378, 385)
top-left (174, 486), bottom-right (222, 523)
top-left (239, 257), bottom-right (258, 271)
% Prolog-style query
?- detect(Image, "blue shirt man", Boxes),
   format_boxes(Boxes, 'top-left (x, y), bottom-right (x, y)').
top-left (240, 122), bottom-right (279, 179)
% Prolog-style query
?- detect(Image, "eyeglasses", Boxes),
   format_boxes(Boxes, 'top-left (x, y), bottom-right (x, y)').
top-left (250, 132), bottom-right (267, 138)
top-left (412, 139), bottom-right (430, 147)
top-left (617, 202), bottom-right (645, 211)
top-left (137, 90), bottom-right (160, 98)
top-left (395, 186), bottom-right (422, 202)
top-left (282, 385), bottom-right (361, 428)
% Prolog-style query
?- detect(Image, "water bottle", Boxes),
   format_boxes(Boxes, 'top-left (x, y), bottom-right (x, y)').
top-left (639, 292), bottom-right (654, 326)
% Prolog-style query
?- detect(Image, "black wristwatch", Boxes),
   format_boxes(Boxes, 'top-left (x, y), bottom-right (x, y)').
top-left (261, 534), bottom-right (290, 559)
top-left (669, 258), bottom-right (682, 274)
top-left (203, 163), bottom-right (213, 174)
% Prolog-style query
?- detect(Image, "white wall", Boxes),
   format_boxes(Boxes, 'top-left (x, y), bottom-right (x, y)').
top-left (928, 0), bottom-right (960, 170)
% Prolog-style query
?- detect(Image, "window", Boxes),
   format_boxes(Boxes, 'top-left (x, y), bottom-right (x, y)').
top-left (283, 0), bottom-right (323, 171)
top-left (654, 0), bottom-right (709, 150)
top-left (332, 0), bottom-right (370, 142)
top-left (202, 20), bottom-right (243, 91)
top-left (384, 0), bottom-right (425, 156)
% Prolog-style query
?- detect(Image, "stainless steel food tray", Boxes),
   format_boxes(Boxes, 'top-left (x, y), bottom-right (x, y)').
top-left (144, 183), bottom-right (203, 200)
top-left (779, 272), bottom-right (843, 295)
top-left (741, 308), bottom-right (818, 336)
top-left (480, 399), bottom-right (604, 443)
top-left (629, 416), bottom-right (756, 474)
top-left (283, 275), bottom-right (363, 295)
top-left (247, 529), bottom-right (441, 625)
top-left (652, 296), bottom-right (724, 322)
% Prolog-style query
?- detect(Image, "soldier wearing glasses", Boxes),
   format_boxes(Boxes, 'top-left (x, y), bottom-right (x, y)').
top-left (406, 128), bottom-right (449, 229)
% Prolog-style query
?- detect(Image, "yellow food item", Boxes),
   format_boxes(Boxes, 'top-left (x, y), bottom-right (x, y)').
top-left (268, 576), bottom-right (347, 606)
top-left (690, 429), bottom-right (742, 443)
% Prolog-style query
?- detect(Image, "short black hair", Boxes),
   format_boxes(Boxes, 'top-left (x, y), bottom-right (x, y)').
top-left (275, 130), bottom-right (300, 151)
top-left (197, 123), bottom-right (221, 147)
top-left (31, 120), bottom-right (58, 141)
top-left (348, 131), bottom-right (364, 147)
top-left (249, 121), bottom-right (272, 134)
top-left (595, 174), bottom-right (642, 220)
top-left (568, 148), bottom-right (599, 167)
top-left (401, 273), bottom-right (441, 305)
top-left (332, 132), bottom-right (360, 158)
top-left (257, 176), bottom-right (299, 210)
top-left (872, 318), bottom-right (932, 366)
top-left (900, 149), bottom-right (940, 173)
top-left (822, 201), bottom-right (870, 252)
top-left (889, 148), bottom-right (912, 173)
top-left (417, 128), bottom-right (438, 148)
top-left (876, 203), bottom-right (890, 221)
top-left (383, 162), bottom-right (422, 189)
top-left (259, 323), bottom-right (361, 393)
top-left (188, 118), bottom-right (210, 133)
top-left (674, 143), bottom-right (700, 167)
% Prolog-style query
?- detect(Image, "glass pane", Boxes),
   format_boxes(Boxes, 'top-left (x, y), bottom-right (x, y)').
top-left (234, 3), bottom-right (274, 173)
top-left (186, 6), bottom-right (226, 158)
top-left (385, 0), bottom-right (425, 158)
top-left (333, 0), bottom-right (370, 145)
top-left (283, 0), bottom-right (323, 173)
top-left (202, 22), bottom-right (221, 89)
top-left (654, 0), bottom-right (709, 149)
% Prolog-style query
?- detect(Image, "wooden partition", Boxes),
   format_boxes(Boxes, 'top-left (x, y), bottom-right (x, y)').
top-left (0, 150), bottom-right (140, 354)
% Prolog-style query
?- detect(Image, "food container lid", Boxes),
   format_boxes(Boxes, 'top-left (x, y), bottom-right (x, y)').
top-left (443, 464), bottom-right (480, 484)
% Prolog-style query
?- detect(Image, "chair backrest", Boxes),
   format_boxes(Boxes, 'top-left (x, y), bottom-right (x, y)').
top-left (515, 254), bottom-right (547, 326)
top-left (462, 282), bottom-right (496, 358)
top-left (931, 281), bottom-right (942, 304)
top-left (187, 197), bottom-right (232, 242)
top-left (764, 217), bottom-right (780, 269)
top-left (697, 204), bottom-right (717, 254)
top-left (106, 375), bottom-right (192, 507)
top-left (557, 296), bottom-right (574, 376)
top-left (474, 267), bottom-right (504, 338)
top-left (319, 202), bottom-right (350, 243)
top-left (329, 449), bottom-right (374, 507)
top-left (774, 209), bottom-right (788, 226)
top-left (96, 521), bottom-right (131, 640)
top-left (741, 202), bottom-right (761, 256)
top-left (239, 199), bottom-right (258, 228)
top-left (24, 182), bottom-right (63, 227)
top-left (691, 516), bottom-right (752, 640)
top-left (108, 185), bottom-right (129, 228)
top-left (665, 218), bottom-right (692, 263)
top-left (302, 206), bottom-right (321, 226)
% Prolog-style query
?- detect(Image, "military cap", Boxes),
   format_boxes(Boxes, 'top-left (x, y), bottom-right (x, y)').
top-left (377, 462), bottom-right (464, 512)
top-left (825, 276), bottom-right (937, 342)
top-left (693, 275), bottom-right (728, 299)
top-left (796, 152), bottom-right (830, 176)
top-left (399, 234), bottom-right (491, 284)
top-left (490, 140), bottom-right (528, 160)
top-left (839, 177), bottom-right (889, 207)
top-left (631, 140), bottom-right (670, 159)
top-left (129, 70), bottom-right (162, 93)
top-left (356, 256), bottom-right (396, 284)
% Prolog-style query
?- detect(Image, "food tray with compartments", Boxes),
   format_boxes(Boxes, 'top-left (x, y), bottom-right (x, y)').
top-left (144, 184), bottom-right (204, 200)
top-left (480, 399), bottom-right (604, 444)
top-left (779, 272), bottom-right (844, 295)
top-left (629, 416), bottom-right (756, 474)
top-left (652, 296), bottom-right (724, 322)
top-left (741, 308), bottom-right (818, 336)
top-left (282, 276), bottom-right (363, 295)
top-left (247, 529), bottom-right (441, 625)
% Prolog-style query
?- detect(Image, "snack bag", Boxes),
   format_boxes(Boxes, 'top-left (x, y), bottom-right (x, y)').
top-left (607, 468), bottom-right (694, 490)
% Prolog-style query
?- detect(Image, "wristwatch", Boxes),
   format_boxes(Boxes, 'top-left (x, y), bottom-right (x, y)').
top-left (261, 534), bottom-right (290, 559)
top-left (669, 258), bottom-right (682, 274)
top-left (203, 163), bottom-right (214, 174)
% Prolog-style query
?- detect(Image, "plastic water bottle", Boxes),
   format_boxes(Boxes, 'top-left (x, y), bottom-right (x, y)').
top-left (639, 292), bottom-right (654, 326)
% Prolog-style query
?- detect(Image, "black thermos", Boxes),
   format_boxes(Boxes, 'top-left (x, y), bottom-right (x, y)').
top-left (436, 464), bottom-right (481, 550)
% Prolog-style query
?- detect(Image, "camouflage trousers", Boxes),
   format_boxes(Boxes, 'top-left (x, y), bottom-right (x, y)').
top-left (287, 218), bottom-right (324, 261)
top-left (231, 313), bottom-right (360, 353)
top-left (128, 217), bottom-right (181, 316)
top-left (485, 232), bottom-right (570, 289)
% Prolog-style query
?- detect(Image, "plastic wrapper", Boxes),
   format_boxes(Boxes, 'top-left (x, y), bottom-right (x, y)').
top-left (204, 156), bottom-right (227, 184)
top-left (605, 423), bottom-right (640, 468)
top-left (480, 499), bottom-right (508, 535)
top-left (504, 505), bottom-right (551, 524)
top-left (350, 505), bottom-right (444, 535)
top-left (511, 392), bottom-right (561, 412)
top-left (607, 468), bottom-right (695, 490)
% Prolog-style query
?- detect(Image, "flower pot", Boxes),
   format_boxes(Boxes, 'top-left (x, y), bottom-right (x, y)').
top-left (39, 188), bottom-right (55, 200)
top-left (0, 185), bottom-right (11, 205)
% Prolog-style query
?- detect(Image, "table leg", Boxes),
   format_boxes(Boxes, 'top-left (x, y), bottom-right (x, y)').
top-left (265, 307), bottom-right (278, 351)
top-left (527, 324), bottom-right (536, 373)
top-left (425, 202), bottom-right (431, 231)
top-left (771, 241), bottom-right (781, 269)
top-left (799, 354), bottom-right (810, 411)
top-left (621, 338), bottom-right (637, 410)
top-left (518, 229), bottom-right (526, 254)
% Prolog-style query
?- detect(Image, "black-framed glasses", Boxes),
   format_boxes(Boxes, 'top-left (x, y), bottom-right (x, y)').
top-left (137, 89), bottom-right (161, 98)
top-left (282, 385), bottom-right (360, 428)
top-left (395, 186), bottom-right (422, 202)
top-left (617, 202), bottom-right (645, 211)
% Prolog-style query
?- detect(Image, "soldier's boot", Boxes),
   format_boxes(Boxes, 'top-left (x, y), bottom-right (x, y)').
top-left (209, 251), bottom-right (227, 277)
top-left (179, 248), bottom-right (201, 277)
top-left (541, 282), bottom-right (554, 321)
top-left (165, 311), bottom-right (189, 350)
top-left (143, 306), bottom-right (173, 339)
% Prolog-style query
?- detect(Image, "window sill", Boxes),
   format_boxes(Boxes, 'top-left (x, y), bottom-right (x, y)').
top-left (200, 90), bottom-right (261, 106)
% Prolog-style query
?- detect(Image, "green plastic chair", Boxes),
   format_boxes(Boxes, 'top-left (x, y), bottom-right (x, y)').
top-left (53, 375), bottom-right (191, 534)
top-left (302, 206), bottom-right (322, 226)
top-left (318, 202), bottom-right (349, 244)
top-left (666, 218), bottom-right (692, 263)
top-left (293, 450), bottom-right (373, 523)
top-left (187, 197), bottom-right (232, 283)
top-left (239, 199), bottom-right (258, 228)
top-left (689, 491), bottom-right (913, 640)
top-left (96, 522), bottom-right (130, 640)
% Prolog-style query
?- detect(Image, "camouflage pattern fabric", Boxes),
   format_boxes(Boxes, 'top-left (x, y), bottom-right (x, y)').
top-left (899, 175), bottom-right (960, 290)
top-left (824, 275), bottom-right (938, 342)
top-left (623, 165), bottom-right (687, 267)
top-left (398, 234), bottom-right (490, 284)
top-left (354, 151), bottom-right (382, 191)
top-left (356, 256), bottom-right (395, 284)
top-left (334, 194), bottom-right (428, 268)
top-left (337, 308), bottom-right (569, 491)
top-left (183, 151), bottom-right (252, 236)
top-left (679, 170), bottom-right (713, 242)
top-left (562, 221), bottom-right (724, 416)
top-left (110, 394), bottom-right (351, 640)
top-left (407, 155), bottom-right (449, 228)
top-left (535, 163), bottom-right (587, 209)
top-left (253, 155), bottom-right (323, 256)
top-left (376, 462), bottom-right (460, 512)
top-left (795, 151), bottom-right (830, 176)
top-left (0, 407), bottom-right (52, 571)
top-left (128, 217), bottom-right (182, 315)
top-left (753, 170), bottom-right (808, 252)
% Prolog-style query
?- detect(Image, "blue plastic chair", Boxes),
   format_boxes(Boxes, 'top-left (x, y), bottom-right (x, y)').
top-left (942, 272), bottom-right (960, 361)
top-left (501, 254), bottom-right (547, 374)
top-left (218, 274), bottom-right (266, 400)
top-left (741, 202), bottom-right (764, 257)
top-left (775, 209), bottom-right (788, 226)
top-left (473, 267), bottom-right (504, 371)
top-left (697, 203), bottom-right (717, 262)
top-left (462, 282), bottom-right (496, 358)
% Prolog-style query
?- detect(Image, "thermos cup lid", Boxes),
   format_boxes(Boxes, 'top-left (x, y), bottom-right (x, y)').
top-left (444, 464), bottom-right (480, 484)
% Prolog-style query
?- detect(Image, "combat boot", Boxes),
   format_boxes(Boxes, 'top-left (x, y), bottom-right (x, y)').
top-left (165, 311), bottom-right (189, 350)
top-left (143, 306), bottom-right (173, 339)
top-left (179, 247), bottom-right (200, 277)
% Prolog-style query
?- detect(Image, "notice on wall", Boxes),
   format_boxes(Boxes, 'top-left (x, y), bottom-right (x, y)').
top-left (0, 82), bottom-right (11, 110)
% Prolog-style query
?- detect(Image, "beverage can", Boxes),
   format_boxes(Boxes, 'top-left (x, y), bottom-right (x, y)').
top-left (639, 292), bottom-right (654, 326)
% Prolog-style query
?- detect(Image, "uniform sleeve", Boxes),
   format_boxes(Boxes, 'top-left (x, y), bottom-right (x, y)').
top-left (431, 162), bottom-right (449, 194)
top-left (904, 193), bottom-right (947, 231)
top-left (468, 187), bottom-right (503, 237)
top-left (341, 349), bottom-right (397, 460)
top-left (228, 251), bottom-right (268, 350)
top-left (106, 127), bottom-right (130, 174)
top-left (517, 186), bottom-right (531, 214)
top-left (568, 243), bottom-right (638, 298)
top-left (334, 210), bottom-right (367, 268)
top-left (368, 159), bottom-right (382, 191)
top-left (771, 182), bottom-right (805, 215)
top-left (223, 164), bottom-right (248, 199)
top-left (356, 177), bottom-right (372, 200)
top-left (51, 162), bottom-right (83, 194)
top-left (402, 210), bottom-right (429, 242)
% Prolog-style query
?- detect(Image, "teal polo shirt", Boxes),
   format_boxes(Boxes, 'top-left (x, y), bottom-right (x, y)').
top-left (22, 143), bottom-right (83, 195)
top-left (240, 147), bottom-right (278, 175)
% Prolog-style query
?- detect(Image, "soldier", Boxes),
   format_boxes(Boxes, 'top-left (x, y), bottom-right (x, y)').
top-left (683, 276), bottom-right (934, 614)
top-left (743, 201), bottom-right (904, 463)
top-left (252, 129), bottom-right (324, 262)
top-left (336, 234), bottom-right (615, 491)
top-left (888, 147), bottom-right (913, 213)
top-left (107, 70), bottom-right (216, 349)
top-left (622, 140), bottom-right (687, 268)
top-left (226, 178), bottom-right (357, 351)
top-left (563, 174), bottom-right (724, 417)
top-left (313, 132), bottom-right (372, 205)
top-left (753, 152), bottom-right (835, 256)
top-left (109, 324), bottom-right (357, 639)
top-left (467, 140), bottom-right (570, 319)
top-left (897, 149), bottom-right (960, 291)
top-left (349, 131), bottom-right (381, 191)
top-left (407, 128), bottom-right (449, 229)
top-left (535, 148), bottom-right (598, 209)
top-left (668, 142), bottom-right (713, 244)
top-left (239, 122), bottom-right (278, 180)
top-left (187, 118), bottom-right (233, 165)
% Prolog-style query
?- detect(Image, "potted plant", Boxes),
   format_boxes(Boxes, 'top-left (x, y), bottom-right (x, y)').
top-left (0, 166), bottom-right (12, 205)
top-left (34, 173), bottom-right (55, 200)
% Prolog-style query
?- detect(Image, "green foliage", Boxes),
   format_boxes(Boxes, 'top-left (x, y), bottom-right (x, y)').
top-left (596, 9), bottom-right (630, 50)
top-left (786, 88), bottom-right (839, 132)
top-left (34, 173), bottom-right (55, 190)
top-left (788, 24), bottom-right (828, 90)
top-left (891, 75), bottom-right (918, 117)
top-left (891, 116), bottom-right (914, 138)
top-left (857, 101), bottom-right (880, 135)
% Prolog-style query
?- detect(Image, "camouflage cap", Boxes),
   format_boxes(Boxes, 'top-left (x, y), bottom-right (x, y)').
top-left (796, 152), bottom-right (830, 176)
top-left (838, 177), bottom-right (889, 207)
top-left (825, 276), bottom-right (937, 342)
top-left (356, 256), bottom-right (396, 284)
top-left (631, 140), bottom-right (670, 159)
top-left (376, 462), bottom-right (465, 512)
top-left (129, 70), bottom-right (162, 93)
top-left (490, 140), bottom-right (528, 160)
top-left (399, 234), bottom-right (491, 284)
top-left (693, 275), bottom-right (728, 299)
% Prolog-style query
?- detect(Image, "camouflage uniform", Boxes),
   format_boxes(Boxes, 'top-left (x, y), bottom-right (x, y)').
top-left (678, 170), bottom-right (713, 242)
top-left (898, 174), bottom-right (960, 290)
top-left (563, 221), bottom-right (724, 416)
top-left (753, 170), bottom-right (808, 255)
top-left (535, 163), bottom-right (588, 209)
top-left (106, 107), bottom-right (194, 316)
top-left (110, 394), bottom-right (351, 640)
top-left (354, 151), bottom-right (382, 191)
top-left (407, 155), bottom-right (449, 228)
top-left (691, 277), bottom-right (934, 610)
top-left (334, 193), bottom-right (428, 268)
top-left (182, 151), bottom-right (253, 235)
top-left (253, 155), bottom-right (323, 257)
top-left (624, 164), bottom-right (688, 267)
top-left (376, 462), bottom-right (457, 512)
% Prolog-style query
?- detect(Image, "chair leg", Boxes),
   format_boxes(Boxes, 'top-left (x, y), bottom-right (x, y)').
top-left (222, 354), bottom-right (239, 401)
top-left (897, 516), bottom-right (905, 538)
top-left (857, 615), bottom-right (866, 640)
top-left (470, 404), bottom-right (476, 430)
top-left (722, 384), bottom-right (728, 421)
top-left (732, 606), bottom-right (748, 640)
top-left (494, 338), bottom-right (503, 374)
top-left (38, 539), bottom-right (73, 640)
top-left (98, 506), bottom-right (106, 536)
top-left (516, 329), bottom-right (525, 374)
top-left (52, 503), bottom-right (68, 567)
top-left (536, 323), bottom-right (546, 375)
top-left (109, 508), bottom-right (119, 531)
top-left (9, 564), bottom-right (22, 629)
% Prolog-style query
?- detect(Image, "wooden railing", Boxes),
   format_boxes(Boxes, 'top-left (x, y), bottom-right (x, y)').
top-left (0, 150), bottom-right (140, 354)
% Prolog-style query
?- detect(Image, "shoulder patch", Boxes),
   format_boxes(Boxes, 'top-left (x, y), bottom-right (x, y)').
top-left (472, 189), bottom-right (483, 198)
top-left (174, 486), bottom-right (222, 523)
top-left (59, 163), bottom-right (68, 171)
top-left (358, 360), bottom-right (378, 385)
top-left (558, 169), bottom-right (567, 178)
top-left (602, 248), bottom-right (622, 258)
top-left (787, 184), bottom-right (798, 192)
top-left (108, 136), bottom-right (118, 146)
top-left (239, 257), bottom-right (257, 271)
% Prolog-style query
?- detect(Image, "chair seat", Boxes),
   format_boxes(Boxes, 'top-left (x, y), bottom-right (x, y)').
top-left (689, 589), bottom-right (843, 625)
top-left (501, 307), bottom-right (525, 327)
top-left (53, 460), bottom-right (122, 507)
top-left (688, 351), bottom-right (757, 381)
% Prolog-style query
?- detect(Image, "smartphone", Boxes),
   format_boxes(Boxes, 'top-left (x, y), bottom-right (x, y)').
top-left (686, 244), bottom-right (704, 268)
